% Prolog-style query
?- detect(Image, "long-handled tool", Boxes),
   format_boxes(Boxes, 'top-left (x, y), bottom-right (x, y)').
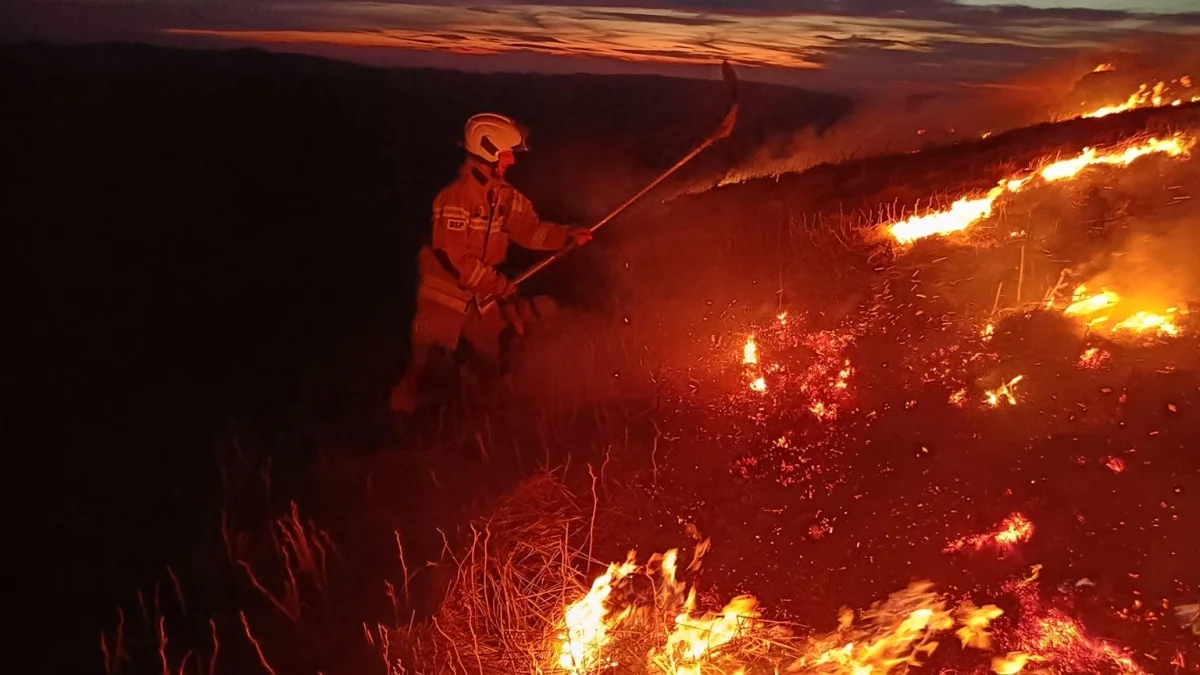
top-left (480, 60), bottom-right (741, 314)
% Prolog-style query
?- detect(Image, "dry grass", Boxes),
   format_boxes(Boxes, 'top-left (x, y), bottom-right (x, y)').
top-left (387, 471), bottom-right (603, 675)
top-left (373, 465), bottom-right (1007, 675)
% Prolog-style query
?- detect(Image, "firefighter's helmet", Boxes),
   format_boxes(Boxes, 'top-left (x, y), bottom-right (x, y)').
top-left (463, 113), bottom-right (528, 163)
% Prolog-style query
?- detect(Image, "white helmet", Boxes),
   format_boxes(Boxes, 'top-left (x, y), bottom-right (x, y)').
top-left (463, 113), bottom-right (528, 163)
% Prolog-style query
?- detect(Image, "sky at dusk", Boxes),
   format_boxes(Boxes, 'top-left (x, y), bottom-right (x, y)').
top-left (6, 1), bottom-right (1200, 90)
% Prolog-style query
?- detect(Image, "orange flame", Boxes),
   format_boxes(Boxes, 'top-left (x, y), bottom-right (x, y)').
top-left (984, 375), bottom-right (1024, 407)
top-left (887, 134), bottom-right (1194, 244)
top-left (742, 336), bottom-right (758, 365)
top-left (657, 595), bottom-right (758, 674)
top-left (1082, 77), bottom-right (1200, 119)
top-left (557, 553), bottom-right (638, 673)
top-left (1112, 310), bottom-right (1179, 338)
top-left (1054, 285), bottom-right (1185, 339)
top-left (793, 582), bottom-right (1005, 674)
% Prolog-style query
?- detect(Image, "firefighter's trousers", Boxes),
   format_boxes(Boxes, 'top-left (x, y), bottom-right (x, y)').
top-left (389, 296), bottom-right (507, 414)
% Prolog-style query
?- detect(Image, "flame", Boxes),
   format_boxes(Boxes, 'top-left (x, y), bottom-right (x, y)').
top-left (1081, 76), bottom-right (1200, 119)
top-left (556, 545), bottom-right (730, 674)
top-left (556, 553), bottom-right (638, 673)
top-left (792, 582), bottom-right (1004, 674)
top-left (1112, 310), bottom-right (1179, 337)
top-left (1053, 285), bottom-right (1185, 339)
top-left (992, 652), bottom-right (1034, 673)
top-left (743, 336), bottom-right (758, 365)
top-left (658, 595), bottom-right (758, 674)
top-left (984, 375), bottom-right (1023, 407)
top-left (887, 134), bottom-right (1194, 244)
top-left (1063, 287), bottom-right (1120, 316)
top-left (1092, 63), bottom-right (1115, 73)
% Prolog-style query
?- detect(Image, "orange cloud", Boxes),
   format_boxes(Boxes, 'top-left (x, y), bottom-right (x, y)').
top-left (161, 4), bottom-right (1003, 72)
top-left (139, 2), bottom-right (1200, 87)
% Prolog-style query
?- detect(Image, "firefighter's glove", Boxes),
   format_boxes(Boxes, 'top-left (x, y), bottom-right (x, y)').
top-left (568, 227), bottom-right (593, 248)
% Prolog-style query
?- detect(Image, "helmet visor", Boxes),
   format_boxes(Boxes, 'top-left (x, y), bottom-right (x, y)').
top-left (514, 121), bottom-right (531, 152)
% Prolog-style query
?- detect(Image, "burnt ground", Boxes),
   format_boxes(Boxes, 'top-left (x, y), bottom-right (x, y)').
top-left (6, 43), bottom-right (1200, 675)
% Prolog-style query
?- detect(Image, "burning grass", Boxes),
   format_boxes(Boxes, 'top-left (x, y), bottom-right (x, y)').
top-left (379, 468), bottom-right (1018, 675)
top-left (885, 132), bottom-right (1195, 245)
top-left (89, 69), bottom-right (1200, 675)
top-left (376, 464), bottom-right (1175, 675)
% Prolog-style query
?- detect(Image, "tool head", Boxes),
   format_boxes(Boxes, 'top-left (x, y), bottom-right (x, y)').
top-left (721, 60), bottom-right (739, 104)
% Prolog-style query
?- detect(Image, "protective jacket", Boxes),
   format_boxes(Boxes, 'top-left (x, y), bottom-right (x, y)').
top-left (417, 158), bottom-right (571, 313)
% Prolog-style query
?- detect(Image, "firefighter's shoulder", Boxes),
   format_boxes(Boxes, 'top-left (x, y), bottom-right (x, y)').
top-left (506, 184), bottom-right (535, 214)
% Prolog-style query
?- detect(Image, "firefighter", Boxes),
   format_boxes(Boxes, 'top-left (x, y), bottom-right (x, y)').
top-left (389, 112), bottom-right (592, 415)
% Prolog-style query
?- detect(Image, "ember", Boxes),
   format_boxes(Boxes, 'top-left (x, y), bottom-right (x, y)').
top-left (945, 513), bottom-right (1035, 553)
top-left (1001, 567), bottom-right (1149, 674)
top-left (1078, 346), bottom-right (1111, 369)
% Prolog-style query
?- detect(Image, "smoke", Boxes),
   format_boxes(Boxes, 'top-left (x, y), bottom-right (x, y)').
top-left (1077, 212), bottom-right (1200, 313)
top-left (710, 34), bottom-right (1200, 190)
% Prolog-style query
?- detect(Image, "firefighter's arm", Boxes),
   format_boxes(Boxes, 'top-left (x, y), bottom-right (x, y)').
top-left (504, 191), bottom-right (573, 251)
top-left (431, 199), bottom-right (512, 296)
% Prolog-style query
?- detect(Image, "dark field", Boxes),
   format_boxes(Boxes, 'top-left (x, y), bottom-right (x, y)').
top-left (4, 42), bottom-right (1200, 675)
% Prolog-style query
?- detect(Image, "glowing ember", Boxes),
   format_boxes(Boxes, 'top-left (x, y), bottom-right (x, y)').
top-left (887, 134), bottom-right (1194, 244)
top-left (945, 513), bottom-right (1034, 553)
top-left (1003, 566), bottom-right (1148, 675)
top-left (949, 388), bottom-right (968, 408)
top-left (984, 375), bottom-right (1024, 407)
top-left (729, 312), bottom-right (857, 415)
top-left (1078, 347), bottom-right (1110, 370)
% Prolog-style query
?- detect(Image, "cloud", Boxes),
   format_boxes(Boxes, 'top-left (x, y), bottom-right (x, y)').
top-left (7, 0), bottom-right (1200, 90)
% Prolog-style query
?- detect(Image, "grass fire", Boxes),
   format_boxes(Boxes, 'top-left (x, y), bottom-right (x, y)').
top-left (9, 36), bottom-right (1200, 675)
